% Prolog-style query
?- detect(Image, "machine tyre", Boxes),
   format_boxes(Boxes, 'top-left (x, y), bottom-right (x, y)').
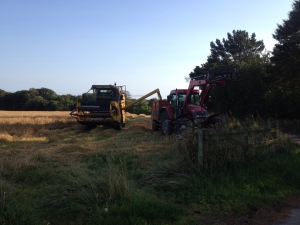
top-left (161, 111), bottom-right (172, 135)
top-left (114, 122), bottom-right (122, 130)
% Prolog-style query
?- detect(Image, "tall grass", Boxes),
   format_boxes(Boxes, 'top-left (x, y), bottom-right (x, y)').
top-left (138, 117), bottom-right (300, 221)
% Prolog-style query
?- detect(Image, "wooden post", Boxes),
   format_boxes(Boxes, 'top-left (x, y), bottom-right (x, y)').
top-left (198, 129), bottom-right (204, 169)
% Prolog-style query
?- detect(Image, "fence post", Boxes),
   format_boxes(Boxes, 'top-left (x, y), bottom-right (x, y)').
top-left (198, 129), bottom-right (204, 169)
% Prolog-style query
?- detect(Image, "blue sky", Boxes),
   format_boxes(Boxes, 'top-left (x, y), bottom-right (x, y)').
top-left (0, 1), bottom-right (293, 99)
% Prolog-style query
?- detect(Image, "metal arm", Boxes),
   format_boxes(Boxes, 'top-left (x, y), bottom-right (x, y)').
top-left (182, 70), bottom-right (236, 113)
top-left (123, 88), bottom-right (162, 110)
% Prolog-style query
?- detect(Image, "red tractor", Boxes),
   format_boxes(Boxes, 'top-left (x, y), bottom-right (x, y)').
top-left (151, 70), bottom-right (236, 135)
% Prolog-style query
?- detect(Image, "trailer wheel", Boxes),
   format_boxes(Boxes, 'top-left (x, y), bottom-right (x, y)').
top-left (152, 120), bottom-right (159, 131)
top-left (161, 111), bottom-right (172, 135)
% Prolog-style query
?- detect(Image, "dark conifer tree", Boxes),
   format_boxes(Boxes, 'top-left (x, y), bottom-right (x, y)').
top-left (270, 0), bottom-right (300, 118)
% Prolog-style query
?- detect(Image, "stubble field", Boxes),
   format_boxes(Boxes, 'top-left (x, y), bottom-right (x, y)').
top-left (0, 111), bottom-right (172, 162)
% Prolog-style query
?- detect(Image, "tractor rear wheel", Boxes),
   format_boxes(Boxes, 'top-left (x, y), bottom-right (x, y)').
top-left (161, 111), bottom-right (172, 135)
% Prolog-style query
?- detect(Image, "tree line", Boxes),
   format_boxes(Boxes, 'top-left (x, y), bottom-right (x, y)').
top-left (0, 87), bottom-right (155, 114)
top-left (0, 88), bottom-right (80, 111)
top-left (189, 0), bottom-right (300, 119)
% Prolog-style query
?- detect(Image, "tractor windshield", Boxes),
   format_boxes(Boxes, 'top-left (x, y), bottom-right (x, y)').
top-left (170, 93), bottom-right (200, 107)
top-left (170, 94), bottom-right (185, 108)
top-left (94, 88), bottom-right (118, 101)
top-left (82, 87), bottom-right (119, 102)
top-left (189, 93), bottom-right (200, 105)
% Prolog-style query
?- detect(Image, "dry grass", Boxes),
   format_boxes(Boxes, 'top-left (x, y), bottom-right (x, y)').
top-left (0, 111), bottom-right (174, 163)
top-left (0, 111), bottom-right (73, 124)
top-left (0, 111), bottom-right (76, 140)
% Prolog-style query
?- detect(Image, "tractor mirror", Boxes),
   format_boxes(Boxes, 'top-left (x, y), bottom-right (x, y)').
top-left (167, 95), bottom-right (172, 101)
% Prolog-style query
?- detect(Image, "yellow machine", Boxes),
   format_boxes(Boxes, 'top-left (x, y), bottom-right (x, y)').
top-left (70, 84), bottom-right (161, 130)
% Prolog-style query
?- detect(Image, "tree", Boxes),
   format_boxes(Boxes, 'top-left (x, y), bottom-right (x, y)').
top-left (0, 93), bottom-right (16, 110)
top-left (124, 91), bottom-right (135, 113)
top-left (11, 90), bottom-right (31, 110)
top-left (0, 88), bottom-right (79, 111)
top-left (0, 90), bottom-right (7, 109)
top-left (0, 89), bottom-right (7, 97)
top-left (29, 88), bottom-right (39, 97)
top-left (23, 96), bottom-right (48, 110)
top-left (269, 0), bottom-right (300, 118)
top-left (59, 94), bottom-right (78, 110)
top-left (124, 90), bottom-right (131, 99)
top-left (148, 98), bottom-right (158, 107)
top-left (272, 0), bottom-right (300, 75)
top-left (207, 30), bottom-right (264, 69)
top-left (38, 87), bottom-right (58, 101)
top-left (189, 30), bottom-right (270, 118)
top-left (132, 100), bottom-right (151, 115)
top-left (189, 30), bottom-right (266, 78)
top-left (188, 65), bottom-right (207, 80)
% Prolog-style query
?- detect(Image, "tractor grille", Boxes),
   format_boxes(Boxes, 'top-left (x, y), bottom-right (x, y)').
top-left (78, 101), bottom-right (111, 113)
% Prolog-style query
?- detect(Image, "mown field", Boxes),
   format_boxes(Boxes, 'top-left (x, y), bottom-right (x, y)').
top-left (0, 111), bottom-right (300, 225)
